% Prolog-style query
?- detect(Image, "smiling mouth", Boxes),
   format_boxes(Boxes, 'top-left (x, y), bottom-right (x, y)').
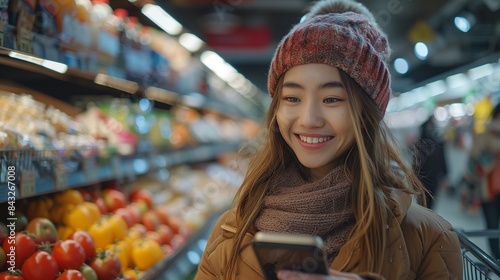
top-left (298, 135), bottom-right (333, 144)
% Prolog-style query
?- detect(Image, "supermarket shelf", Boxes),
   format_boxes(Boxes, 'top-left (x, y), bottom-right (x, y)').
top-left (0, 142), bottom-right (241, 203)
top-left (140, 211), bottom-right (221, 280)
top-left (0, 47), bottom-right (258, 119)
top-left (0, 47), bottom-right (143, 101)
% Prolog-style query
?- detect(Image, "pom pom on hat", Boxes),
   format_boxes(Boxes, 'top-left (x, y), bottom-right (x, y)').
top-left (305, 0), bottom-right (381, 30)
top-left (268, 0), bottom-right (392, 115)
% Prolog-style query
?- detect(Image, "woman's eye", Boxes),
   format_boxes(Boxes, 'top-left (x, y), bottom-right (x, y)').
top-left (324, 97), bottom-right (340, 104)
top-left (284, 97), bottom-right (300, 102)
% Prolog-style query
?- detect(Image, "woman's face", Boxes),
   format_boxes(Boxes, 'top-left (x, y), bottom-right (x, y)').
top-left (276, 64), bottom-right (355, 180)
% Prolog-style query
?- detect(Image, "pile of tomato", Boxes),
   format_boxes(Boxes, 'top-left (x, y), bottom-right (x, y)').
top-left (0, 185), bottom-right (190, 280)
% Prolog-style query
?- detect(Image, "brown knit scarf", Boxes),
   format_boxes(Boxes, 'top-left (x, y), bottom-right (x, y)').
top-left (255, 165), bottom-right (355, 262)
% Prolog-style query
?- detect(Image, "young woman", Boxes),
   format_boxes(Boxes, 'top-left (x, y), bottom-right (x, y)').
top-left (196, 0), bottom-right (462, 279)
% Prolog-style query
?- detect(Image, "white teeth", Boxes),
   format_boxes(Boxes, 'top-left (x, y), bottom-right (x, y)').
top-left (299, 135), bottom-right (332, 144)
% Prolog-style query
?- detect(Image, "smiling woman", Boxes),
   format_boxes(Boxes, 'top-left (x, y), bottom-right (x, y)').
top-left (194, 0), bottom-right (462, 279)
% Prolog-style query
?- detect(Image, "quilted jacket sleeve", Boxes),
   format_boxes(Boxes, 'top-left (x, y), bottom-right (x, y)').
top-left (401, 204), bottom-right (463, 280)
top-left (195, 211), bottom-right (228, 280)
top-left (412, 214), bottom-right (463, 279)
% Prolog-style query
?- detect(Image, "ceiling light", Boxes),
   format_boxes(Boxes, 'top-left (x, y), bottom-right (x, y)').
top-left (179, 33), bottom-right (205, 53)
top-left (200, 51), bottom-right (238, 83)
top-left (142, 4), bottom-right (183, 35)
top-left (414, 42), bottom-right (428, 60)
top-left (394, 58), bottom-right (409, 74)
top-left (454, 12), bottom-right (475, 33)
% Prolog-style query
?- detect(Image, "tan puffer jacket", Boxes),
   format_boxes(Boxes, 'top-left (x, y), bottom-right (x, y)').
top-left (195, 189), bottom-right (462, 280)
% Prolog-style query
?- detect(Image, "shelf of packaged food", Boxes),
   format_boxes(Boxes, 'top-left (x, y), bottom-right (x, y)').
top-left (0, 47), bottom-right (143, 100)
top-left (140, 210), bottom-right (221, 280)
top-left (0, 47), bottom-right (259, 119)
top-left (0, 141), bottom-right (242, 203)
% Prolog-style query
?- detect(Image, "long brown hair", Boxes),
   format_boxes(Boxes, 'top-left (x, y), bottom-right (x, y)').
top-left (226, 69), bottom-right (426, 276)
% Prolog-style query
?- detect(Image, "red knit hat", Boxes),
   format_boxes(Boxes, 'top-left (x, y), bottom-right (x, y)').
top-left (268, 0), bottom-right (391, 115)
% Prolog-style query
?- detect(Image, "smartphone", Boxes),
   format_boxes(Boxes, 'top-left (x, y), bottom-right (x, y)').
top-left (252, 231), bottom-right (329, 280)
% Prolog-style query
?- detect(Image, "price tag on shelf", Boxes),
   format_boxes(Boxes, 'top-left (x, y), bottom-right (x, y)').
top-left (20, 170), bottom-right (36, 197)
top-left (53, 158), bottom-right (67, 190)
top-left (83, 157), bottom-right (99, 183)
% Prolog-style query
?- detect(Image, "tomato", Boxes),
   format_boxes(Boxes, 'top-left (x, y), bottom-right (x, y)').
top-left (131, 239), bottom-right (163, 271)
top-left (2, 232), bottom-right (36, 269)
top-left (56, 270), bottom-right (85, 280)
top-left (156, 224), bottom-right (174, 245)
top-left (128, 224), bottom-right (147, 236)
top-left (113, 208), bottom-right (134, 228)
top-left (145, 231), bottom-right (162, 246)
top-left (21, 251), bottom-right (58, 280)
top-left (167, 216), bottom-right (183, 235)
top-left (89, 250), bottom-right (121, 280)
top-left (92, 197), bottom-right (108, 214)
top-left (0, 271), bottom-right (24, 280)
top-left (67, 230), bottom-right (96, 261)
top-left (154, 206), bottom-right (171, 225)
top-left (105, 241), bottom-right (131, 272)
top-left (141, 211), bottom-right (161, 231)
top-left (128, 189), bottom-right (153, 208)
top-left (125, 204), bottom-right (142, 225)
top-left (52, 240), bottom-right (86, 270)
top-left (102, 189), bottom-right (128, 212)
top-left (79, 263), bottom-right (97, 280)
top-left (25, 218), bottom-right (58, 245)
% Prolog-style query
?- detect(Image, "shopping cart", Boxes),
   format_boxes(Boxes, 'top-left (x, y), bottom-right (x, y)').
top-left (455, 228), bottom-right (500, 279)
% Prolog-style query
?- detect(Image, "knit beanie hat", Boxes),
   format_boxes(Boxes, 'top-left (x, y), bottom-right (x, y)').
top-left (268, 0), bottom-right (391, 115)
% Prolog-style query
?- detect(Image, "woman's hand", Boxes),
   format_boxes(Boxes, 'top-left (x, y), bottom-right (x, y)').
top-left (277, 269), bottom-right (364, 280)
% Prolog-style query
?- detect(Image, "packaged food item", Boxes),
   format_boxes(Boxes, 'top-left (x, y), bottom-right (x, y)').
top-left (8, 0), bottom-right (36, 53)
top-left (74, 0), bottom-right (91, 48)
top-left (33, 0), bottom-right (57, 37)
top-left (89, 0), bottom-right (111, 51)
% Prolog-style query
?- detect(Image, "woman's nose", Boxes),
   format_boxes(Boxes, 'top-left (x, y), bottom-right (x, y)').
top-left (297, 101), bottom-right (324, 128)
